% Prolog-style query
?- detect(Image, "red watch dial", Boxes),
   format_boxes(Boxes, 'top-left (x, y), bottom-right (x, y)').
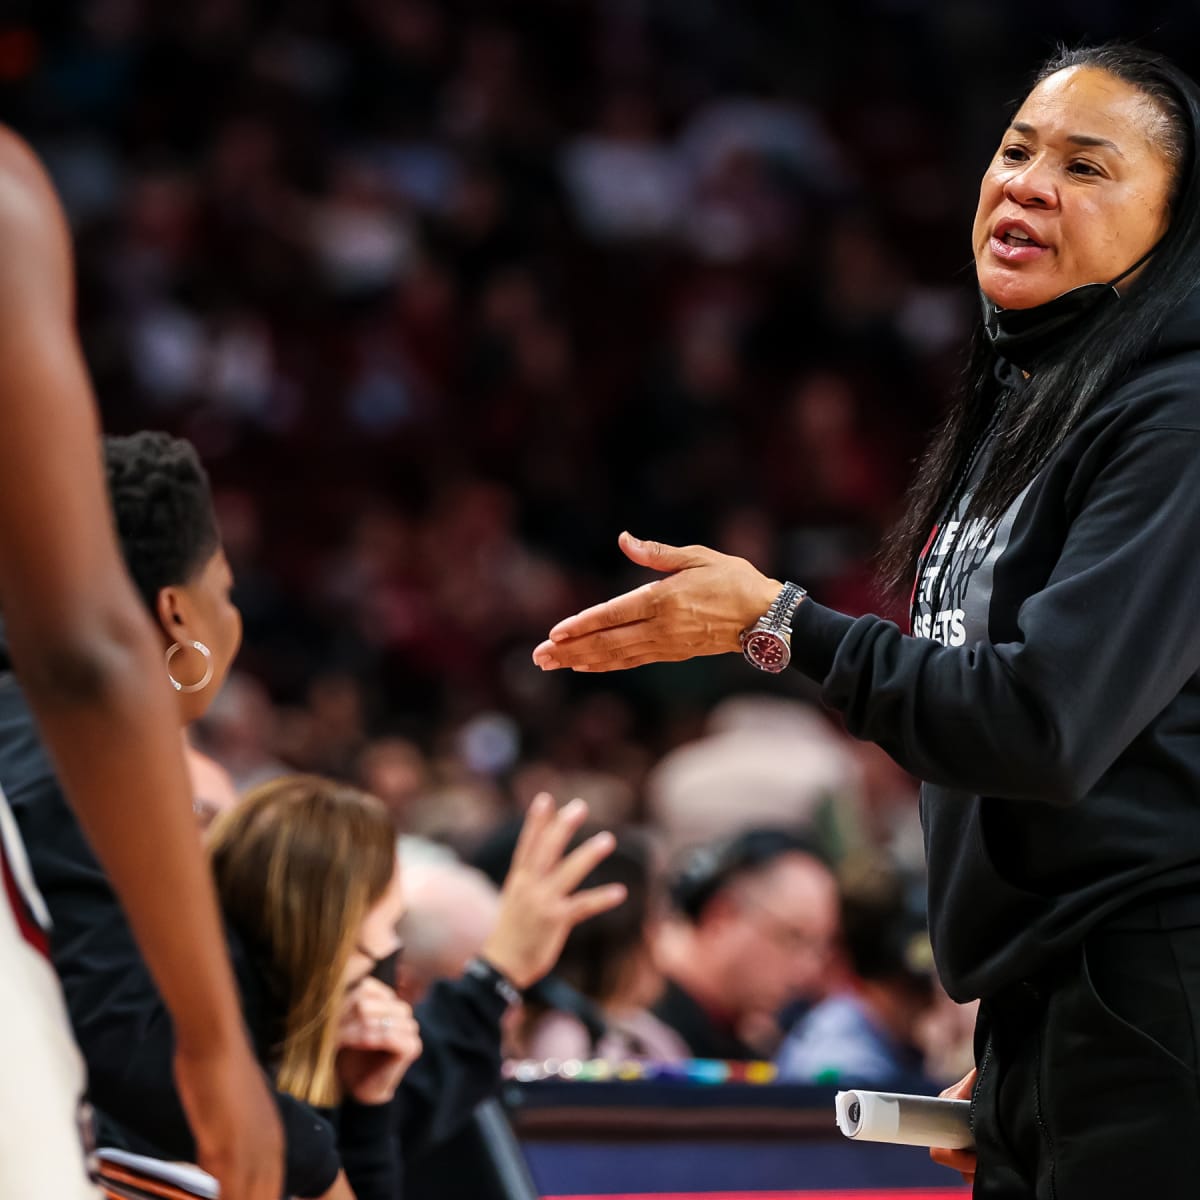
top-left (743, 630), bottom-right (790, 673)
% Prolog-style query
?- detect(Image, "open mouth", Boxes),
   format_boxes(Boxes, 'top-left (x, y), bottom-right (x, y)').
top-left (1001, 229), bottom-right (1038, 247)
top-left (993, 222), bottom-right (1046, 249)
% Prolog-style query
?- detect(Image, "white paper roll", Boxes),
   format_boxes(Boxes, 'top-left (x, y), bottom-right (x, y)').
top-left (834, 1090), bottom-right (973, 1149)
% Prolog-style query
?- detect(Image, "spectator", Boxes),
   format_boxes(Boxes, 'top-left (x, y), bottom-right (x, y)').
top-left (515, 834), bottom-right (687, 1063)
top-left (395, 795), bottom-right (628, 1170)
top-left (776, 856), bottom-right (938, 1088)
top-left (185, 736), bottom-right (240, 828)
top-left (654, 829), bottom-right (840, 1060)
top-left (0, 431), bottom-right (355, 1196)
top-left (646, 696), bottom-right (865, 861)
top-left (396, 854), bottom-right (501, 1003)
top-left (208, 775), bottom-right (424, 1199)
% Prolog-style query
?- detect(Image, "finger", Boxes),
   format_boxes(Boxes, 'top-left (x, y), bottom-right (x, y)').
top-left (570, 648), bottom-right (699, 673)
top-left (510, 791), bottom-right (554, 872)
top-left (566, 882), bottom-right (628, 924)
top-left (540, 627), bottom-right (660, 668)
top-left (547, 581), bottom-right (661, 642)
top-left (552, 829), bottom-right (617, 894)
top-left (619, 531), bottom-right (709, 574)
top-left (378, 1022), bottom-right (422, 1056)
top-left (930, 1147), bottom-right (977, 1171)
top-left (528, 796), bottom-right (590, 874)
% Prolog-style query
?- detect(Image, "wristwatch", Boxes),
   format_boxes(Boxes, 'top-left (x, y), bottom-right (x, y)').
top-left (464, 956), bottom-right (523, 1008)
top-left (740, 582), bottom-right (807, 673)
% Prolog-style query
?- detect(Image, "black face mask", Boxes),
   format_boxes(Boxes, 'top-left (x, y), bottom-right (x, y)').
top-left (367, 947), bottom-right (403, 989)
top-left (980, 245), bottom-right (1157, 371)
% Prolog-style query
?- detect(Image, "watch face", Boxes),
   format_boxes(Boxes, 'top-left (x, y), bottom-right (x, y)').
top-left (742, 629), bottom-right (790, 673)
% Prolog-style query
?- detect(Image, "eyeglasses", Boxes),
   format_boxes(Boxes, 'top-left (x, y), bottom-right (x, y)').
top-left (737, 893), bottom-right (834, 961)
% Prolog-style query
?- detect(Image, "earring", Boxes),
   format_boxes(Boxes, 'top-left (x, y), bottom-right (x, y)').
top-left (165, 640), bottom-right (214, 694)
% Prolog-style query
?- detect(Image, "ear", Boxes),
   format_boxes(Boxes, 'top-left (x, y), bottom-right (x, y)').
top-left (155, 585), bottom-right (191, 643)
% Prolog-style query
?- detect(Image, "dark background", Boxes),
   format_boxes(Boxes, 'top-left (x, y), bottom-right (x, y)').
top-left (3, 0), bottom-right (1195, 849)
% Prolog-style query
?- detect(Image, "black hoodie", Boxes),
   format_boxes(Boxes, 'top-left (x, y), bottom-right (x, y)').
top-left (790, 289), bottom-right (1200, 1002)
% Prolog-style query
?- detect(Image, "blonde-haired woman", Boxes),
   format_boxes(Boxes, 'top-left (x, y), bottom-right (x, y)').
top-left (210, 776), bottom-right (421, 1200)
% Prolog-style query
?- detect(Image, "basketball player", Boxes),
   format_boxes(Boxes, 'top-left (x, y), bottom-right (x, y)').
top-left (0, 129), bottom-right (282, 1197)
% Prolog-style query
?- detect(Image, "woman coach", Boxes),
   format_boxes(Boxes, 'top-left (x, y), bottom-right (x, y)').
top-left (536, 45), bottom-right (1200, 1197)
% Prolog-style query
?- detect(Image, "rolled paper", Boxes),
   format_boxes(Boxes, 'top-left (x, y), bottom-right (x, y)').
top-left (834, 1090), bottom-right (973, 1150)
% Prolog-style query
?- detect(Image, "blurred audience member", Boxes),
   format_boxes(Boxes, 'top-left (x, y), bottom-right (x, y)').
top-left (185, 738), bottom-right (240, 829)
top-left (515, 834), bottom-right (687, 1063)
top-left (210, 776), bottom-right (422, 1199)
top-left (192, 671), bottom-right (288, 793)
top-left (776, 856), bottom-right (937, 1088)
top-left (0, 433), bottom-right (395, 1195)
top-left (359, 738), bottom-right (431, 829)
top-left (655, 829), bottom-right (839, 1059)
top-left (646, 697), bottom-right (865, 862)
top-left (396, 795), bottom-right (627, 1163)
top-left (397, 854), bottom-right (500, 1003)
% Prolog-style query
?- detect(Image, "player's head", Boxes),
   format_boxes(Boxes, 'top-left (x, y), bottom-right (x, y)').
top-left (105, 431), bottom-right (239, 721)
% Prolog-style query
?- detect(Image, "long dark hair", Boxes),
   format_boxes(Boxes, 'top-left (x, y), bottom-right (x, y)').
top-left (880, 44), bottom-right (1200, 594)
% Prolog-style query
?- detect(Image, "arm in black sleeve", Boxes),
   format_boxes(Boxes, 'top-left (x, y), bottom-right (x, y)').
top-left (59, 923), bottom-right (342, 1197)
top-left (789, 427), bottom-right (1200, 803)
top-left (397, 973), bottom-right (507, 1160)
top-left (327, 1099), bottom-right (400, 1200)
top-left (81, 1005), bottom-right (341, 1197)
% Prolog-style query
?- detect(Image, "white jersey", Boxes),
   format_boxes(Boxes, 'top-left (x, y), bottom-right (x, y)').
top-left (0, 786), bottom-right (97, 1198)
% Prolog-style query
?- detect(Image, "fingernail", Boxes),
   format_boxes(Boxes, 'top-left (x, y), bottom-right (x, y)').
top-left (565, 797), bottom-right (587, 818)
top-left (624, 531), bottom-right (643, 548)
top-left (594, 830), bottom-right (615, 850)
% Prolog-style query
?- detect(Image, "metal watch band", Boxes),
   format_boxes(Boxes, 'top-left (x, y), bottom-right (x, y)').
top-left (759, 581), bottom-right (806, 634)
top-left (465, 956), bottom-right (523, 1008)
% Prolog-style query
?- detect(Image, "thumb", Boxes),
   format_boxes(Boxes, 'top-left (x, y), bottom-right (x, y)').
top-left (619, 531), bottom-right (699, 573)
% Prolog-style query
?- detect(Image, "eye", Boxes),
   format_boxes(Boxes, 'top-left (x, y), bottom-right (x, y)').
top-left (1000, 145), bottom-right (1030, 164)
top-left (1067, 160), bottom-right (1102, 177)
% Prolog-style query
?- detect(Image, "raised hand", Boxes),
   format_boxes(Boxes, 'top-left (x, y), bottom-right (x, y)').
top-left (532, 532), bottom-right (779, 673)
top-left (480, 793), bottom-right (628, 989)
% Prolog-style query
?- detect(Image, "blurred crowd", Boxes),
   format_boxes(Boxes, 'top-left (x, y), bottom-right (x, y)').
top-left (13, 4), bottom-right (1200, 1150)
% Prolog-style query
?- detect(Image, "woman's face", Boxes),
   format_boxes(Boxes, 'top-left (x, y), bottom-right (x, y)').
top-left (344, 858), bottom-right (407, 991)
top-left (162, 547), bottom-right (243, 721)
top-left (973, 66), bottom-right (1175, 310)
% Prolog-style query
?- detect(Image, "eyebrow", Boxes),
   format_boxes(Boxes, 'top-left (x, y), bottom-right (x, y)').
top-left (1011, 121), bottom-right (1124, 157)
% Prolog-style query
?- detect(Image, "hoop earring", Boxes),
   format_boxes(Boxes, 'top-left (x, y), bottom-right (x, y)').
top-left (165, 641), bottom-right (214, 694)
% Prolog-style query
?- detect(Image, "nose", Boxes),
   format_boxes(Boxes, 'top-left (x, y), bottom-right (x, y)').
top-left (1003, 156), bottom-right (1057, 210)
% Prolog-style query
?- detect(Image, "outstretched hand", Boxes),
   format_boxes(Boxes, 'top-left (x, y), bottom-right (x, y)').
top-left (480, 792), bottom-right (628, 989)
top-left (532, 532), bottom-right (779, 673)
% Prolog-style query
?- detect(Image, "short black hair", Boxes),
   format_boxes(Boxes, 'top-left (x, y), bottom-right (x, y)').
top-left (104, 432), bottom-right (220, 613)
top-left (669, 827), bottom-right (826, 923)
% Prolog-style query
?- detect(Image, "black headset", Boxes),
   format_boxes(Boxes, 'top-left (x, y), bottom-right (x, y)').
top-left (668, 827), bottom-right (825, 922)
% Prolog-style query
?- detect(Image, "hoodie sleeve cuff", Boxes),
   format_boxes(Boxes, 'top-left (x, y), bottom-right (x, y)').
top-left (789, 599), bottom-right (857, 683)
